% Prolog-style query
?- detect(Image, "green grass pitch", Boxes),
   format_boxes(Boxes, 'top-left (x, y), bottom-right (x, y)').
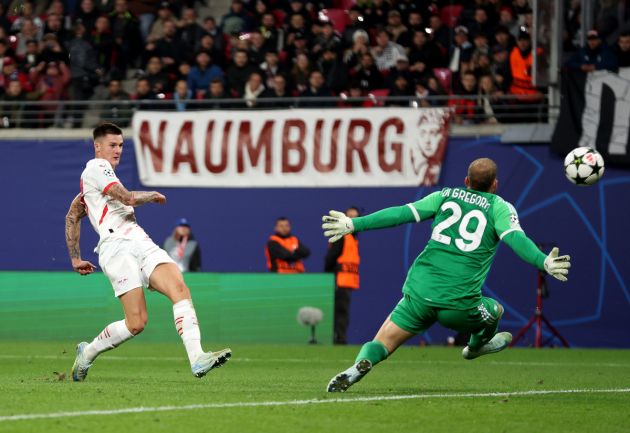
top-left (0, 342), bottom-right (629, 433)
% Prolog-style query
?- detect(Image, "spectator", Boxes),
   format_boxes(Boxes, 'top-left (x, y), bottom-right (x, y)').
top-left (324, 206), bottom-right (361, 345)
top-left (110, 0), bottom-right (141, 74)
top-left (428, 14), bottom-right (450, 53)
top-left (319, 47), bottom-right (348, 93)
top-left (127, 0), bottom-right (158, 41)
top-left (187, 50), bottom-right (224, 95)
top-left (65, 21), bottom-right (102, 127)
top-left (101, 79), bottom-right (132, 127)
top-left (146, 19), bottom-right (187, 72)
top-left (426, 75), bottom-right (448, 106)
top-left (449, 71), bottom-right (479, 124)
top-left (261, 74), bottom-right (292, 108)
top-left (448, 26), bottom-right (474, 75)
top-left (352, 52), bottom-right (384, 91)
top-left (91, 16), bottom-right (115, 73)
top-left (290, 52), bottom-right (313, 94)
top-left (360, 0), bottom-right (390, 29)
top-left (225, 49), bottom-right (256, 97)
top-left (468, 8), bottom-right (494, 39)
top-left (1, 57), bottom-right (30, 91)
top-left (43, 13), bottom-right (69, 45)
top-left (498, 6), bottom-right (519, 38)
top-left (0, 5), bottom-right (10, 34)
top-left (259, 13), bottom-right (284, 53)
top-left (343, 29), bottom-right (370, 69)
top-left (15, 18), bottom-right (41, 57)
top-left (285, 31), bottom-right (309, 64)
top-left (412, 79), bottom-right (432, 108)
top-left (0, 40), bottom-right (15, 66)
top-left (172, 79), bottom-right (193, 111)
top-left (265, 217), bottom-right (310, 273)
top-left (340, 81), bottom-right (370, 108)
top-left (201, 16), bottom-right (225, 55)
top-left (163, 218), bottom-right (202, 273)
top-left (39, 34), bottom-right (67, 64)
top-left (243, 71), bottom-right (266, 107)
top-left (312, 22), bottom-right (342, 58)
top-left (144, 56), bottom-right (171, 93)
top-left (285, 14), bottom-right (310, 48)
top-left (567, 29), bottom-right (617, 73)
top-left (616, 32), bottom-right (630, 69)
top-left (133, 77), bottom-right (162, 110)
top-left (493, 26), bottom-right (515, 54)
top-left (29, 61), bottom-right (71, 127)
top-left (405, 10), bottom-right (424, 34)
top-left (385, 10), bottom-right (408, 46)
top-left (0, 78), bottom-right (39, 128)
top-left (220, 0), bottom-right (252, 35)
top-left (342, 6), bottom-right (366, 49)
top-left (18, 39), bottom-right (40, 71)
top-left (10, 2), bottom-right (43, 36)
top-left (251, 0), bottom-right (269, 28)
top-left (386, 73), bottom-right (412, 107)
top-left (491, 45), bottom-right (512, 92)
top-left (248, 30), bottom-right (268, 66)
top-left (148, 2), bottom-right (174, 42)
top-left (284, 0), bottom-right (310, 26)
top-left (388, 54), bottom-right (412, 85)
top-left (371, 29), bottom-right (405, 71)
top-left (473, 53), bottom-right (492, 78)
top-left (177, 7), bottom-right (204, 52)
top-left (408, 29), bottom-right (444, 79)
top-left (299, 70), bottom-right (335, 107)
top-left (472, 32), bottom-right (490, 59)
top-left (260, 50), bottom-right (285, 89)
top-left (202, 78), bottom-right (231, 109)
top-left (75, 0), bottom-right (101, 35)
top-left (477, 74), bottom-right (504, 124)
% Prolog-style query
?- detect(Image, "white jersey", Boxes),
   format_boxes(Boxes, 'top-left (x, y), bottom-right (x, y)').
top-left (80, 158), bottom-right (148, 250)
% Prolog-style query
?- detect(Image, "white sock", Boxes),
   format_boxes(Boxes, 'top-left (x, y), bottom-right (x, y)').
top-left (173, 299), bottom-right (204, 364)
top-left (84, 320), bottom-right (134, 362)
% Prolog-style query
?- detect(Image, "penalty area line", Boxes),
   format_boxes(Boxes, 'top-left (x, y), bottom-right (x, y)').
top-left (1, 388), bottom-right (629, 422)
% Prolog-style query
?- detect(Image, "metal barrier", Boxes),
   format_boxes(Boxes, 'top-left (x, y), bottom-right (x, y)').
top-left (0, 94), bottom-right (554, 128)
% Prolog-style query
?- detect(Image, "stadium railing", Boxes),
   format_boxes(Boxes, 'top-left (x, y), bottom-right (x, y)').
top-left (0, 94), bottom-right (554, 129)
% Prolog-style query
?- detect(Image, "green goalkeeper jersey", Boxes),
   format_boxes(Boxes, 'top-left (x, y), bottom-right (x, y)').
top-left (352, 187), bottom-right (546, 310)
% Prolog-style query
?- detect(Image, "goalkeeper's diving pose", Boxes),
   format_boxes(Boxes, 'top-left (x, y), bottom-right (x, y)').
top-left (322, 158), bottom-right (571, 392)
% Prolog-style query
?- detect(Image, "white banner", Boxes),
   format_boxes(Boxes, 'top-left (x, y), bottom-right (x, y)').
top-left (131, 108), bottom-right (450, 187)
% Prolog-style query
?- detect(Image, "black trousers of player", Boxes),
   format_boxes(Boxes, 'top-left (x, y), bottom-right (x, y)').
top-left (334, 287), bottom-right (353, 345)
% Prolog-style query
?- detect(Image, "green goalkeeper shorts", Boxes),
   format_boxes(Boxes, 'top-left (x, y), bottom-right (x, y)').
top-left (390, 294), bottom-right (503, 335)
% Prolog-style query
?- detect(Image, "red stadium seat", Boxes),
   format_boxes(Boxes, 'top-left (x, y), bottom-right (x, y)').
top-left (321, 9), bottom-right (349, 34)
top-left (433, 68), bottom-right (452, 92)
top-left (440, 5), bottom-right (464, 28)
top-left (272, 9), bottom-right (286, 27)
top-left (368, 88), bottom-right (389, 106)
top-left (334, 0), bottom-right (356, 10)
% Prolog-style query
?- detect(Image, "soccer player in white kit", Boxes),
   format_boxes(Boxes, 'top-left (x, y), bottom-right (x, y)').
top-left (65, 123), bottom-right (231, 381)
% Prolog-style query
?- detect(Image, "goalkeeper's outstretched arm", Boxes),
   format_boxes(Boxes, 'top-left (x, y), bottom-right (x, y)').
top-left (502, 231), bottom-right (571, 282)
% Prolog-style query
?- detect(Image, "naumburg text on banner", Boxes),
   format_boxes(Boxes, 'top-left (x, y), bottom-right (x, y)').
top-left (131, 108), bottom-right (451, 188)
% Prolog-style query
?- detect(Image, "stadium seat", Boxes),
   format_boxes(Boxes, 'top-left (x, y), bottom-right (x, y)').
top-left (334, 0), bottom-right (356, 10)
top-left (433, 68), bottom-right (453, 92)
top-left (368, 88), bottom-right (389, 106)
top-left (321, 9), bottom-right (349, 34)
top-left (272, 9), bottom-right (286, 28)
top-left (440, 5), bottom-right (464, 28)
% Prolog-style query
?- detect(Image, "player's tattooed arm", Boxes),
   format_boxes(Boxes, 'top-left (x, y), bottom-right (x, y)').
top-left (65, 194), bottom-right (96, 275)
top-left (106, 183), bottom-right (166, 207)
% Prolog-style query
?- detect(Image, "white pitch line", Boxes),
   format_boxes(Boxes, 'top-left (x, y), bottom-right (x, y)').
top-left (1, 354), bottom-right (629, 368)
top-left (0, 388), bottom-right (629, 422)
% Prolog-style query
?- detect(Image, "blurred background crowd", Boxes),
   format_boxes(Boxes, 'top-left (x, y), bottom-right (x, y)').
top-left (0, 0), bottom-right (629, 127)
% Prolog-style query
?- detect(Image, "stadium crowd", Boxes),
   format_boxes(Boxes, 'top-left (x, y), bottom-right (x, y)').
top-left (0, 0), bottom-right (625, 127)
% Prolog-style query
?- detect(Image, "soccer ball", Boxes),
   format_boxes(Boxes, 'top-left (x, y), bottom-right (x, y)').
top-left (564, 147), bottom-right (605, 186)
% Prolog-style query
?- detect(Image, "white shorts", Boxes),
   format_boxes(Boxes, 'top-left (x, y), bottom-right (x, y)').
top-left (98, 237), bottom-right (175, 297)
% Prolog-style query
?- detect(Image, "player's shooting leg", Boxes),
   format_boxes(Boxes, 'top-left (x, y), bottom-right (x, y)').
top-left (437, 297), bottom-right (504, 351)
top-left (148, 263), bottom-right (204, 365)
top-left (353, 317), bottom-right (415, 366)
top-left (120, 287), bottom-right (148, 335)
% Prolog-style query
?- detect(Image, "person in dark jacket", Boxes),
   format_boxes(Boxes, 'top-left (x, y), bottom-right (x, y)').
top-left (567, 29), bottom-right (617, 72)
top-left (163, 218), bottom-right (202, 272)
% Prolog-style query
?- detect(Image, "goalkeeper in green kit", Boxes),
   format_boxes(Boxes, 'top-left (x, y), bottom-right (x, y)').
top-left (322, 158), bottom-right (571, 392)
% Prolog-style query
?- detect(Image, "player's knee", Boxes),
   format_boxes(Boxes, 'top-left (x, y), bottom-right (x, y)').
top-left (127, 316), bottom-right (147, 335)
top-left (173, 279), bottom-right (190, 298)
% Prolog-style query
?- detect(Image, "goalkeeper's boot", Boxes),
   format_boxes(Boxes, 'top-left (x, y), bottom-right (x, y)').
top-left (327, 359), bottom-right (372, 392)
top-left (462, 332), bottom-right (513, 360)
top-left (191, 348), bottom-right (232, 378)
top-left (71, 342), bottom-right (92, 382)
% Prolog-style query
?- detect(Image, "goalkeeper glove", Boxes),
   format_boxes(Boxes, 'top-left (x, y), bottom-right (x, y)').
top-left (322, 210), bottom-right (354, 243)
top-left (544, 247), bottom-right (571, 282)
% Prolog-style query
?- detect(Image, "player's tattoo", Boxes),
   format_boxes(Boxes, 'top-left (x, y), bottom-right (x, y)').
top-left (106, 183), bottom-right (162, 207)
top-left (65, 194), bottom-right (87, 260)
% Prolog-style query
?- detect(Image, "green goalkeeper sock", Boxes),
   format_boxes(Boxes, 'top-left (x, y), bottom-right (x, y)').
top-left (355, 340), bottom-right (389, 366)
top-left (467, 322), bottom-right (499, 351)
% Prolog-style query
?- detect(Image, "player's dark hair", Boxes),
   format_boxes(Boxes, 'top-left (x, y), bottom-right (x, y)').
top-left (93, 123), bottom-right (123, 140)
top-left (347, 206), bottom-right (361, 216)
top-left (467, 158), bottom-right (497, 192)
top-left (276, 217), bottom-right (289, 222)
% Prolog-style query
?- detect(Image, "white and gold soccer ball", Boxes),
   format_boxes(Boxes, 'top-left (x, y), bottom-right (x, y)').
top-left (564, 147), bottom-right (605, 186)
